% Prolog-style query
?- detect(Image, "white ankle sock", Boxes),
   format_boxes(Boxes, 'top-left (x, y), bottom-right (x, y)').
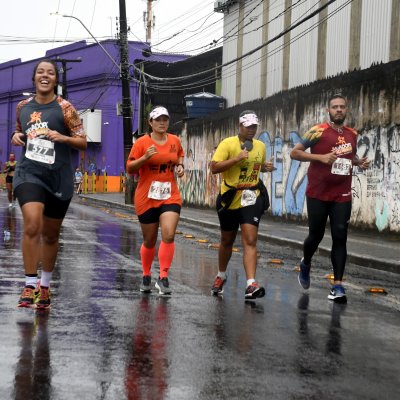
top-left (40, 271), bottom-right (53, 288)
top-left (25, 275), bottom-right (38, 288)
top-left (217, 271), bottom-right (227, 280)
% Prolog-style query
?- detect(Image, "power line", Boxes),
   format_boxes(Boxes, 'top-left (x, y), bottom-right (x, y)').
top-left (144, 0), bottom-right (352, 92)
top-left (133, 0), bottom-right (339, 86)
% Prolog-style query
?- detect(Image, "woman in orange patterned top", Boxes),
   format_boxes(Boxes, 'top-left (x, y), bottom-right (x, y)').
top-left (126, 106), bottom-right (185, 295)
top-left (11, 59), bottom-right (87, 309)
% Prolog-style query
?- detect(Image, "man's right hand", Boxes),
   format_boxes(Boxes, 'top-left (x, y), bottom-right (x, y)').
top-left (320, 151), bottom-right (337, 165)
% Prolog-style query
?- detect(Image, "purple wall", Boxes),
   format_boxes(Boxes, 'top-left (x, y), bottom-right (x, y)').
top-left (0, 40), bottom-right (186, 176)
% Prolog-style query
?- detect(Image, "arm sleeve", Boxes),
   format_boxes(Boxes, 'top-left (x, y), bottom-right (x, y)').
top-left (300, 124), bottom-right (324, 149)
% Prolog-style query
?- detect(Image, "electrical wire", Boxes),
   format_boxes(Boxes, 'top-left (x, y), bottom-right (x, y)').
top-left (143, 0), bottom-right (353, 92)
top-left (136, 0), bottom-right (339, 85)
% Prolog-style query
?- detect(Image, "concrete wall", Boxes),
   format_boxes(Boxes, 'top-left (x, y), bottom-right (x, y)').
top-left (221, 0), bottom-right (400, 107)
top-left (179, 60), bottom-right (400, 233)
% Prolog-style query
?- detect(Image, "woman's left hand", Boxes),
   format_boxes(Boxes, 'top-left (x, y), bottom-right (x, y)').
top-left (176, 164), bottom-right (184, 178)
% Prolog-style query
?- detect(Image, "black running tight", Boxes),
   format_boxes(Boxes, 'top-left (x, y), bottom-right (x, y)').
top-left (303, 196), bottom-right (352, 281)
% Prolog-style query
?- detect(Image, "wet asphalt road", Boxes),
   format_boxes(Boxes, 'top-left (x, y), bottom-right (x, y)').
top-left (0, 194), bottom-right (399, 400)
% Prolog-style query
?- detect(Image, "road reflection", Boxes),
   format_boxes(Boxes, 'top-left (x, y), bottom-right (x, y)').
top-left (326, 302), bottom-right (347, 356)
top-left (125, 296), bottom-right (170, 399)
top-left (13, 313), bottom-right (52, 400)
top-left (296, 293), bottom-right (347, 376)
top-left (1, 206), bottom-right (18, 250)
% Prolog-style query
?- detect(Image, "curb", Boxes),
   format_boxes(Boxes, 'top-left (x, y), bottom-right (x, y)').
top-left (76, 195), bottom-right (400, 274)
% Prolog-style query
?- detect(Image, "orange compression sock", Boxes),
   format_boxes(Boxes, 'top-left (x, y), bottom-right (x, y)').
top-left (140, 244), bottom-right (156, 276)
top-left (158, 241), bottom-right (175, 278)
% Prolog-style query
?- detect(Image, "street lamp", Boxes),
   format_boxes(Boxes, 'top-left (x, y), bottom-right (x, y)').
top-left (51, 6), bottom-right (135, 205)
top-left (50, 13), bottom-right (120, 72)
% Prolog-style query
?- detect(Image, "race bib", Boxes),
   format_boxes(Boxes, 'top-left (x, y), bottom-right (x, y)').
top-left (241, 189), bottom-right (257, 207)
top-left (331, 158), bottom-right (352, 175)
top-left (148, 181), bottom-right (171, 200)
top-left (26, 137), bottom-right (55, 164)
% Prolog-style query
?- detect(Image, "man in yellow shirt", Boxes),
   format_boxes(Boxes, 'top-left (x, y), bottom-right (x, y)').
top-left (210, 110), bottom-right (274, 299)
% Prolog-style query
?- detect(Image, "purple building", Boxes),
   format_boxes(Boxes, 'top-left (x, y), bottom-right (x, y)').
top-left (0, 40), bottom-right (186, 191)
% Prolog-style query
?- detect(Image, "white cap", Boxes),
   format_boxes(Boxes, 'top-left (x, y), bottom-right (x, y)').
top-left (149, 106), bottom-right (169, 120)
top-left (239, 113), bottom-right (259, 127)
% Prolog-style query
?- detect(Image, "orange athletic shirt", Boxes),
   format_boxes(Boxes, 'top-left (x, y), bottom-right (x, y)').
top-left (127, 133), bottom-right (184, 216)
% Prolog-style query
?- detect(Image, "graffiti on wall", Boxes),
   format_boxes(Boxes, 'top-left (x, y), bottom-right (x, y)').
top-left (258, 131), bottom-right (307, 217)
top-left (353, 126), bottom-right (400, 231)
top-left (181, 125), bottom-right (400, 232)
top-left (179, 134), bottom-right (220, 207)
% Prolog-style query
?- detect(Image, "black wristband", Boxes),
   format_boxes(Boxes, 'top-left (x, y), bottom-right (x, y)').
top-left (176, 163), bottom-right (184, 168)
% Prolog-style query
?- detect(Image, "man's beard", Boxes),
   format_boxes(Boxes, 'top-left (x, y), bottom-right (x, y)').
top-left (329, 112), bottom-right (346, 125)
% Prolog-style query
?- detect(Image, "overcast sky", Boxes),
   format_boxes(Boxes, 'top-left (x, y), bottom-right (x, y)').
top-left (0, 0), bottom-right (223, 64)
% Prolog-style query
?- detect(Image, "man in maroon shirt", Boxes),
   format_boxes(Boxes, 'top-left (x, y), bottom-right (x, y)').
top-left (290, 94), bottom-right (370, 303)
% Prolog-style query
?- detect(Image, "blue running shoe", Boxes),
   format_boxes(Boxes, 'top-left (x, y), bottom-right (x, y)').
top-left (298, 258), bottom-right (311, 289)
top-left (328, 284), bottom-right (347, 303)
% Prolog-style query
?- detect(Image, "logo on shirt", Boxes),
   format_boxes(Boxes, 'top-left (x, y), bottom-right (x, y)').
top-left (26, 111), bottom-right (49, 138)
top-left (149, 160), bottom-right (176, 174)
top-left (332, 135), bottom-right (352, 156)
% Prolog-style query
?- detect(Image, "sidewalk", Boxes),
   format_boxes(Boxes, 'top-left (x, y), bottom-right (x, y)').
top-left (77, 192), bottom-right (400, 274)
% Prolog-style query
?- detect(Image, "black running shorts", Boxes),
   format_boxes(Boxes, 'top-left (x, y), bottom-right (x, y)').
top-left (14, 182), bottom-right (71, 219)
top-left (138, 203), bottom-right (181, 224)
top-left (216, 194), bottom-right (264, 231)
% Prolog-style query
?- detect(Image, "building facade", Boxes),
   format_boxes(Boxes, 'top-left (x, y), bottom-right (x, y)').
top-left (216, 0), bottom-right (400, 107)
top-left (0, 40), bottom-right (186, 190)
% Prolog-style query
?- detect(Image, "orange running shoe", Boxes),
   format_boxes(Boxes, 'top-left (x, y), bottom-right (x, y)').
top-left (17, 287), bottom-right (36, 308)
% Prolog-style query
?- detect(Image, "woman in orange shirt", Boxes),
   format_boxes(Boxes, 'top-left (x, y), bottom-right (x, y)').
top-left (126, 106), bottom-right (185, 295)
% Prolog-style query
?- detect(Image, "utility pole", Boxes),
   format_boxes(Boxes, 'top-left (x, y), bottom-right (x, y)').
top-left (119, 0), bottom-right (134, 204)
top-left (55, 58), bottom-right (82, 99)
top-left (145, 0), bottom-right (155, 43)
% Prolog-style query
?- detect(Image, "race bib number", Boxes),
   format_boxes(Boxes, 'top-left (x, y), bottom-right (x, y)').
top-left (241, 189), bottom-right (257, 207)
top-left (331, 158), bottom-right (352, 175)
top-left (26, 137), bottom-right (55, 164)
top-left (148, 181), bottom-right (171, 200)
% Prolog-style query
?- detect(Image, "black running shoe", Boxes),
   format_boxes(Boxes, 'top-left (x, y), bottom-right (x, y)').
top-left (155, 277), bottom-right (172, 295)
top-left (140, 275), bottom-right (152, 293)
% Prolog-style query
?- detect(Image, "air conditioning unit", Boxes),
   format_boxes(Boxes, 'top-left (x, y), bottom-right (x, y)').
top-left (79, 109), bottom-right (102, 143)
